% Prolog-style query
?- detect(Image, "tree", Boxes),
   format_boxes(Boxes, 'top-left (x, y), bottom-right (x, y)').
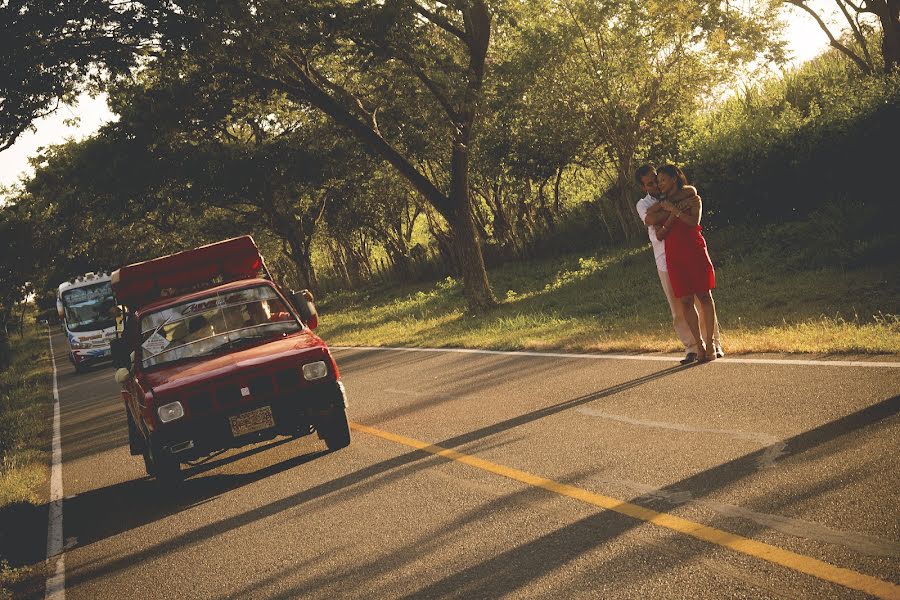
top-left (784, 0), bottom-right (899, 74)
top-left (0, 0), bottom-right (156, 151)
top-left (0, 202), bottom-right (39, 366)
top-left (149, 0), bottom-right (500, 311)
top-left (538, 0), bottom-right (787, 240)
top-left (472, 5), bottom-right (589, 257)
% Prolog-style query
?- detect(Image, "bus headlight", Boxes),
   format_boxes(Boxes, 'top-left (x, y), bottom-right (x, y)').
top-left (302, 361), bottom-right (328, 381)
top-left (157, 401), bottom-right (184, 423)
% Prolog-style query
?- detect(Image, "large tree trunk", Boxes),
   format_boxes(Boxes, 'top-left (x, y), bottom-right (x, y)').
top-left (259, 0), bottom-right (497, 312)
top-left (876, 0), bottom-right (900, 73)
top-left (449, 138), bottom-right (496, 311)
top-left (285, 232), bottom-right (319, 296)
top-left (614, 156), bottom-right (643, 241)
top-left (0, 308), bottom-right (11, 371)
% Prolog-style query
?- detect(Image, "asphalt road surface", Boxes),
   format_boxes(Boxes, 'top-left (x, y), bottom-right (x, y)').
top-left (27, 330), bottom-right (900, 599)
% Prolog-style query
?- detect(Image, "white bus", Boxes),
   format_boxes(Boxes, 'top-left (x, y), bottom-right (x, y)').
top-left (56, 272), bottom-right (118, 373)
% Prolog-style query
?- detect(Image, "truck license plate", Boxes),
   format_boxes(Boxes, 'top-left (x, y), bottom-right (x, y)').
top-left (229, 406), bottom-right (275, 437)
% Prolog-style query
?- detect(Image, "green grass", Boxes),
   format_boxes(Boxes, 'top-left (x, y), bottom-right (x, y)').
top-left (318, 224), bottom-right (900, 356)
top-left (0, 317), bottom-right (53, 598)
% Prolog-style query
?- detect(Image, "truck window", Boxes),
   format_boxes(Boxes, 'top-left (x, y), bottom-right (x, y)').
top-left (139, 285), bottom-right (301, 369)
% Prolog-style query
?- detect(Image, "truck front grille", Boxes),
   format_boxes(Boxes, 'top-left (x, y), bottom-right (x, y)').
top-left (206, 368), bottom-right (305, 412)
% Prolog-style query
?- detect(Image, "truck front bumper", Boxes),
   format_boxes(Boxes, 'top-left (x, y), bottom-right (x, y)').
top-left (153, 379), bottom-right (348, 462)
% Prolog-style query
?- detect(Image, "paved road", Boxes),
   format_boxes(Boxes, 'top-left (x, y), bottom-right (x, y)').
top-left (29, 331), bottom-right (900, 599)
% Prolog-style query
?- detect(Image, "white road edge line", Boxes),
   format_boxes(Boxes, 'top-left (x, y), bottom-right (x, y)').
top-left (331, 345), bottom-right (900, 368)
top-left (45, 327), bottom-right (65, 600)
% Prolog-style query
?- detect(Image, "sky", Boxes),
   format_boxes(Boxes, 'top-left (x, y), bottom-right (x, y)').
top-left (0, 1), bottom-right (853, 193)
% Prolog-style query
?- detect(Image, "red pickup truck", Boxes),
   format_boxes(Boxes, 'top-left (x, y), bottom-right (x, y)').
top-left (110, 236), bottom-right (350, 485)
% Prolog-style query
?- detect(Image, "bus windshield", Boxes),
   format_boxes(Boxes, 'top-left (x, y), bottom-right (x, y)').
top-left (139, 285), bottom-right (301, 369)
top-left (61, 282), bottom-right (116, 333)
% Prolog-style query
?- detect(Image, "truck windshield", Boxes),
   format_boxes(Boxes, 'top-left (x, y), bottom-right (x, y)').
top-left (139, 285), bottom-right (301, 369)
top-left (62, 282), bottom-right (116, 333)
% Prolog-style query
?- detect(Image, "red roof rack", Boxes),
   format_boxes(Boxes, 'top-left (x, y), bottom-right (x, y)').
top-left (111, 236), bottom-right (265, 308)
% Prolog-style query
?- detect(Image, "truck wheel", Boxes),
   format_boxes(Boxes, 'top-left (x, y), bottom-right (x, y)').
top-left (126, 410), bottom-right (145, 456)
top-left (142, 446), bottom-right (156, 477)
top-left (146, 440), bottom-right (183, 485)
top-left (319, 409), bottom-right (351, 451)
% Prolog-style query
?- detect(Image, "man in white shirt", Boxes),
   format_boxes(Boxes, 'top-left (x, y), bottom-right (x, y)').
top-left (634, 164), bottom-right (722, 364)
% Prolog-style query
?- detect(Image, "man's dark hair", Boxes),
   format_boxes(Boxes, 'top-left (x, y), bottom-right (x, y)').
top-left (634, 164), bottom-right (656, 186)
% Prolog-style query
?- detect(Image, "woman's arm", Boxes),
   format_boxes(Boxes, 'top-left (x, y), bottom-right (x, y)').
top-left (670, 195), bottom-right (701, 226)
top-left (667, 186), bottom-right (702, 226)
top-left (655, 212), bottom-right (677, 240)
top-left (657, 186), bottom-right (702, 231)
top-left (667, 186), bottom-right (698, 203)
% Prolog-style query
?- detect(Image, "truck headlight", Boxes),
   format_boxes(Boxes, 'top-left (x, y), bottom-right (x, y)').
top-left (302, 361), bottom-right (328, 381)
top-left (157, 401), bottom-right (184, 423)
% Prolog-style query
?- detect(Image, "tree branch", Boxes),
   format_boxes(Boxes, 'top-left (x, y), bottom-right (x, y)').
top-left (785, 0), bottom-right (873, 73)
top-left (836, 0), bottom-right (874, 66)
top-left (413, 3), bottom-right (467, 41)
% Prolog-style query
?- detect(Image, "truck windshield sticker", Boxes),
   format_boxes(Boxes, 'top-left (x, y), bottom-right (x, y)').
top-left (142, 332), bottom-right (171, 356)
top-left (141, 286), bottom-right (281, 334)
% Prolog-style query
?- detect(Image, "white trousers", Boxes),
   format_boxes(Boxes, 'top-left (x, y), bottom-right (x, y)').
top-left (657, 269), bottom-right (720, 354)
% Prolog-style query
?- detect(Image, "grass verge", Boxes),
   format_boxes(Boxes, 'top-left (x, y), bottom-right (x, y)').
top-left (0, 317), bottom-right (53, 599)
top-left (318, 226), bottom-right (900, 356)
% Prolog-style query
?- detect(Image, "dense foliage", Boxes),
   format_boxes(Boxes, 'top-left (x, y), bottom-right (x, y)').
top-left (0, 1), bottom-right (897, 331)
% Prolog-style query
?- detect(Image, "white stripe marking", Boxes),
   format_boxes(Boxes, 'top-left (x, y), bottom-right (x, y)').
top-left (575, 407), bottom-right (787, 469)
top-left (332, 345), bottom-right (900, 368)
top-left (45, 327), bottom-right (65, 600)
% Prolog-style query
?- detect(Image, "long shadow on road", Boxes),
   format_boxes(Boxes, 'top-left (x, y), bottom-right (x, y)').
top-left (48, 357), bottom-right (900, 596)
top-left (60, 438), bottom-right (330, 553)
top-left (55, 364), bottom-right (684, 587)
top-left (389, 393), bottom-right (900, 599)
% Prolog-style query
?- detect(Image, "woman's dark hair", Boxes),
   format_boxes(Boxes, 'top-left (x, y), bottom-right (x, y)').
top-left (658, 164), bottom-right (688, 190)
top-left (634, 164), bottom-right (656, 186)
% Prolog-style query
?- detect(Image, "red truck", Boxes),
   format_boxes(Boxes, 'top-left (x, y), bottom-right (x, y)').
top-left (110, 236), bottom-right (349, 484)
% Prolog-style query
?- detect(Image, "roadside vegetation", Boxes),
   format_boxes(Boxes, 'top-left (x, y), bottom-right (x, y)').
top-left (1, 4), bottom-right (898, 354)
top-left (318, 222), bottom-right (900, 355)
top-left (0, 316), bottom-right (52, 599)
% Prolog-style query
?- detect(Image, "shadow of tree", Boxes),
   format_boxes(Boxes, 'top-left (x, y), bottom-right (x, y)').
top-left (24, 352), bottom-right (900, 598)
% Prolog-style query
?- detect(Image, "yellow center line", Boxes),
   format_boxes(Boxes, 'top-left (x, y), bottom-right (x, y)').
top-left (350, 421), bottom-right (900, 600)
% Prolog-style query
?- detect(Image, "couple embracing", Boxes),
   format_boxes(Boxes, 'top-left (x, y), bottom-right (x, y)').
top-left (635, 164), bottom-right (723, 364)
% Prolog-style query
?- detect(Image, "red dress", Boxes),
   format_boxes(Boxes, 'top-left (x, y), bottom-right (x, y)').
top-left (665, 218), bottom-right (716, 298)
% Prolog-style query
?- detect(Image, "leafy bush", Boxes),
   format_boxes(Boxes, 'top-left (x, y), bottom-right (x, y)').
top-left (683, 49), bottom-right (900, 227)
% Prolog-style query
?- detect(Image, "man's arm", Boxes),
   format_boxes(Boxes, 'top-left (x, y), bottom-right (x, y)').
top-left (662, 186), bottom-right (702, 227)
top-left (644, 202), bottom-right (668, 226)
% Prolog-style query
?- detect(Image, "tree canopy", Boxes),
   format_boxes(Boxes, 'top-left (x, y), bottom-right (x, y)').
top-left (6, 0), bottom-right (895, 322)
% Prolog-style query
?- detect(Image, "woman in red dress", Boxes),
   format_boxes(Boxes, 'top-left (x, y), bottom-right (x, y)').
top-left (655, 164), bottom-right (720, 362)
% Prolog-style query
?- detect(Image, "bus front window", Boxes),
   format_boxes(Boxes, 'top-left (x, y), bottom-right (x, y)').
top-left (62, 282), bottom-right (116, 333)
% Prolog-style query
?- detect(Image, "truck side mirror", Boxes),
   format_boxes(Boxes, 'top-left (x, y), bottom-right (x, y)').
top-left (110, 337), bottom-right (131, 369)
top-left (114, 368), bottom-right (130, 385)
top-left (291, 289), bottom-right (318, 330)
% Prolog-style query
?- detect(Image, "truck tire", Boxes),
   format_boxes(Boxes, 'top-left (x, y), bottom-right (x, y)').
top-left (319, 409), bottom-right (351, 451)
top-left (146, 440), bottom-right (183, 486)
top-left (126, 410), bottom-right (144, 456)
top-left (142, 446), bottom-right (155, 477)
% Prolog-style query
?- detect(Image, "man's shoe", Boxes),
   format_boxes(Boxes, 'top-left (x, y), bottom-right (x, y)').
top-left (680, 352), bottom-right (698, 365)
top-left (714, 344), bottom-right (725, 359)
